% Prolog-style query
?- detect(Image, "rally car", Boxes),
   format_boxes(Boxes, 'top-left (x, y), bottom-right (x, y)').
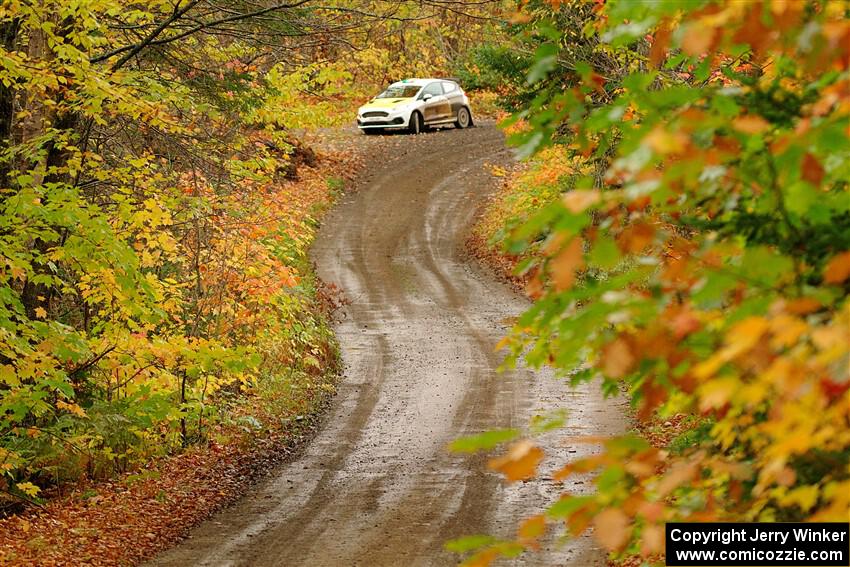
top-left (356, 78), bottom-right (473, 135)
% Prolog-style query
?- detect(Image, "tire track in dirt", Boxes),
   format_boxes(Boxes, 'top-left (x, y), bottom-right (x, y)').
top-left (149, 124), bottom-right (627, 567)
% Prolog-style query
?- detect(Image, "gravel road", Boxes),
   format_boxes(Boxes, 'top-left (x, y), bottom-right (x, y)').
top-left (150, 123), bottom-right (627, 566)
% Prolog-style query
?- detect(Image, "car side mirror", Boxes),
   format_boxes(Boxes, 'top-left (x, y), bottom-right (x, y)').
top-left (422, 93), bottom-right (433, 102)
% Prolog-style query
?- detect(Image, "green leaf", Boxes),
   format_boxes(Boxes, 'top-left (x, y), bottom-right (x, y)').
top-left (547, 495), bottom-right (593, 518)
top-left (449, 429), bottom-right (520, 453)
top-left (444, 535), bottom-right (498, 553)
top-left (526, 44), bottom-right (558, 85)
top-left (589, 236), bottom-right (621, 269)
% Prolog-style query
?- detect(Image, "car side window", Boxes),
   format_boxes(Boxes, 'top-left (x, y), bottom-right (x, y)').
top-left (442, 82), bottom-right (456, 94)
top-left (421, 82), bottom-right (443, 98)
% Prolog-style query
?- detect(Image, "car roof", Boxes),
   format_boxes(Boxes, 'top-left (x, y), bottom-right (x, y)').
top-left (388, 78), bottom-right (458, 87)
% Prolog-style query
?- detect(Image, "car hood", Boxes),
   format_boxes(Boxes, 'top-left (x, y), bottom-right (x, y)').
top-left (359, 98), bottom-right (414, 111)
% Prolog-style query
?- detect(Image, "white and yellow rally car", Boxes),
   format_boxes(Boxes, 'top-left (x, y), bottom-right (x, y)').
top-left (356, 78), bottom-right (473, 135)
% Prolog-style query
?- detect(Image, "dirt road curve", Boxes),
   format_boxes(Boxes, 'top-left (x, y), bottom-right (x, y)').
top-left (150, 124), bottom-right (627, 567)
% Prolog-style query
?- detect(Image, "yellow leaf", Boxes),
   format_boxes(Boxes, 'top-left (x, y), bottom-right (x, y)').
top-left (724, 316), bottom-right (770, 357)
top-left (16, 482), bottom-right (40, 498)
top-left (494, 336), bottom-right (511, 352)
top-left (769, 315), bottom-right (807, 349)
top-left (34, 307), bottom-right (47, 319)
top-left (488, 440), bottom-right (544, 482)
top-left (645, 126), bottom-right (688, 155)
top-left (57, 400), bottom-right (87, 418)
top-left (773, 429), bottom-right (813, 457)
top-left (780, 485), bottom-right (819, 512)
top-left (698, 377), bottom-right (738, 411)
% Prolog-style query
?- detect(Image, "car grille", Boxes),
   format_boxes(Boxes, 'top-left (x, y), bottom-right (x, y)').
top-left (357, 117), bottom-right (404, 126)
top-left (362, 111), bottom-right (389, 118)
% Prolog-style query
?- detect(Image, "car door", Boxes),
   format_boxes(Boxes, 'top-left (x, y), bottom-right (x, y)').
top-left (420, 82), bottom-right (450, 123)
top-left (441, 81), bottom-right (464, 117)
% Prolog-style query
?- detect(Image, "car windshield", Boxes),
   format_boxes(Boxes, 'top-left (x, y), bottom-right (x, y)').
top-left (376, 85), bottom-right (421, 99)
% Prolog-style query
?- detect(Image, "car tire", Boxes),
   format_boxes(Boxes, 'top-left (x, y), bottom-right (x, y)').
top-left (455, 107), bottom-right (471, 129)
top-left (408, 111), bottom-right (424, 135)
top-left (363, 128), bottom-right (383, 135)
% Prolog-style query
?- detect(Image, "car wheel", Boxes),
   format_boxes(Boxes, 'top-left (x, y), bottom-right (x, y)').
top-left (409, 111), bottom-right (424, 135)
top-left (455, 107), bottom-right (471, 129)
top-left (363, 128), bottom-right (383, 135)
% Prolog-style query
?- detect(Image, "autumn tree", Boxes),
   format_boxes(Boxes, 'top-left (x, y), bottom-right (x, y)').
top-left (0, 0), bottom-right (507, 504)
top-left (455, 0), bottom-right (850, 563)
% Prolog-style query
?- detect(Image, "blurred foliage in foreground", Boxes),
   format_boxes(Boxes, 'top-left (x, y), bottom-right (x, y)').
top-left (457, 0), bottom-right (850, 564)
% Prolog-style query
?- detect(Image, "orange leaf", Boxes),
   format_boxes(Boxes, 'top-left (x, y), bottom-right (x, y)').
top-left (641, 524), bottom-right (665, 556)
top-left (463, 548), bottom-right (498, 567)
top-left (488, 440), bottom-right (544, 482)
top-left (638, 380), bottom-right (667, 421)
top-left (726, 316), bottom-right (770, 352)
top-left (562, 189), bottom-right (600, 214)
top-left (553, 454), bottom-right (607, 481)
top-left (549, 237), bottom-right (584, 291)
top-left (785, 297), bottom-right (822, 314)
top-left (801, 153), bottom-right (825, 186)
top-left (645, 126), bottom-right (688, 155)
top-left (518, 515), bottom-right (547, 548)
top-left (649, 21), bottom-right (673, 68)
top-left (526, 271), bottom-right (544, 299)
top-left (657, 461), bottom-right (699, 496)
top-left (823, 250), bottom-right (850, 284)
top-left (637, 500), bottom-right (665, 523)
top-left (681, 21), bottom-right (717, 56)
top-left (618, 223), bottom-right (655, 254)
top-left (601, 337), bottom-right (635, 379)
top-left (732, 115), bottom-right (770, 134)
top-left (509, 11), bottom-right (531, 24)
top-left (593, 508), bottom-right (631, 551)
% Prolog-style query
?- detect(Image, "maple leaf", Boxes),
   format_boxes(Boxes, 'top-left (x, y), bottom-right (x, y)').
top-left (15, 482), bottom-right (40, 498)
top-left (681, 21), bottom-right (717, 56)
top-left (600, 337), bottom-right (635, 379)
top-left (823, 251), bottom-right (850, 284)
top-left (640, 524), bottom-right (665, 556)
top-left (549, 237), bottom-right (584, 291)
top-left (618, 223), bottom-right (655, 254)
top-left (517, 515), bottom-right (547, 548)
top-left (561, 189), bottom-right (600, 214)
top-left (593, 508), bottom-right (631, 551)
top-left (488, 440), bottom-right (544, 482)
top-left (801, 153), bottom-right (825, 186)
top-left (732, 115), bottom-right (770, 134)
top-left (649, 21), bottom-right (673, 67)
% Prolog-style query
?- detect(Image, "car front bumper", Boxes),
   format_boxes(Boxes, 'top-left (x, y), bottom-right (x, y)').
top-left (357, 116), bottom-right (406, 129)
